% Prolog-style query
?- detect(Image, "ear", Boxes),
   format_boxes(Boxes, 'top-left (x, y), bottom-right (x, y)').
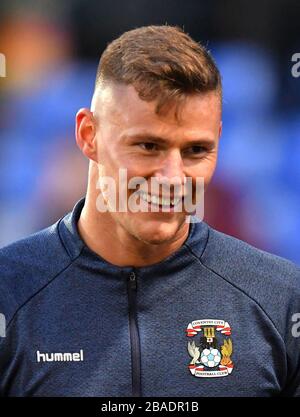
top-left (75, 108), bottom-right (98, 162)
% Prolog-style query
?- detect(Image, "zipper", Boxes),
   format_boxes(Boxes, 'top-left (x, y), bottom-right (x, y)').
top-left (127, 270), bottom-right (141, 397)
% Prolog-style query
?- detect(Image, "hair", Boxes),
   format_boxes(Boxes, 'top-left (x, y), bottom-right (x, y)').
top-left (95, 25), bottom-right (222, 116)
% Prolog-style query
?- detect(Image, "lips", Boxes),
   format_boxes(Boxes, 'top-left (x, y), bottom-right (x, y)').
top-left (137, 190), bottom-right (182, 207)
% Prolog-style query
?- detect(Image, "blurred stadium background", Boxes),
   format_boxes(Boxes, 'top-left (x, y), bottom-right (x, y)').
top-left (0, 0), bottom-right (299, 264)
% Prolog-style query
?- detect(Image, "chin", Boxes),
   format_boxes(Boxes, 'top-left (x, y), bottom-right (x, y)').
top-left (129, 215), bottom-right (184, 245)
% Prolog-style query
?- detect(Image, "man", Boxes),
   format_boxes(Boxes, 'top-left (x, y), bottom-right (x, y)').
top-left (0, 25), bottom-right (299, 397)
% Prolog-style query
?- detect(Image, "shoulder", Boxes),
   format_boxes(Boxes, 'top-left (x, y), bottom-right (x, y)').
top-left (201, 225), bottom-right (299, 286)
top-left (0, 220), bottom-right (74, 325)
top-left (199, 225), bottom-right (300, 338)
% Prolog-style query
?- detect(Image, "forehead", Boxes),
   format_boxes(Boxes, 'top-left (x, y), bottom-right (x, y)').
top-left (94, 83), bottom-right (221, 133)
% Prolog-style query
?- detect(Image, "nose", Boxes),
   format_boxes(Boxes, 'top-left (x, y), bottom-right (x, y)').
top-left (153, 150), bottom-right (186, 195)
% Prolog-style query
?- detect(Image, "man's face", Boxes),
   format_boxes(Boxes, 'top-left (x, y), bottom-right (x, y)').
top-left (92, 83), bottom-right (221, 245)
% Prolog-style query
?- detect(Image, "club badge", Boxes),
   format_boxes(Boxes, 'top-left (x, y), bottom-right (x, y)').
top-left (186, 319), bottom-right (234, 378)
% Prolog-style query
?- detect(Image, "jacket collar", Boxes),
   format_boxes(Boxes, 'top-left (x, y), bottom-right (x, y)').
top-left (58, 197), bottom-right (209, 277)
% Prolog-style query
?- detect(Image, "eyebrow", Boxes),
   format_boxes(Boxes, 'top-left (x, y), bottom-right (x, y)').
top-left (122, 133), bottom-right (215, 147)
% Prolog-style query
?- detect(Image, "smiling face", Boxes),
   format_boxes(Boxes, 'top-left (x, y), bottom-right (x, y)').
top-left (82, 83), bottom-right (222, 245)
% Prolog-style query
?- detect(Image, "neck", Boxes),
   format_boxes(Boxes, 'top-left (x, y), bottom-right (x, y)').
top-left (77, 167), bottom-right (190, 267)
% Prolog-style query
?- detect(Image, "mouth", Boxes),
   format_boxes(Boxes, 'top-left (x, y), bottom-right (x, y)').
top-left (137, 190), bottom-right (183, 209)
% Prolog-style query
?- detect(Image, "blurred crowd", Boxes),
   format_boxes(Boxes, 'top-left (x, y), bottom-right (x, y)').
top-left (0, 0), bottom-right (299, 264)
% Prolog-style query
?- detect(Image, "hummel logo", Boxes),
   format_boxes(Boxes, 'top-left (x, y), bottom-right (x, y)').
top-left (36, 349), bottom-right (84, 362)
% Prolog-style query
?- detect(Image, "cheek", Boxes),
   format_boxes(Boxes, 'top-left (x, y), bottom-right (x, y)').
top-left (100, 140), bottom-right (142, 171)
top-left (99, 157), bottom-right (147, 193)
top-left (188, 157), bottom-right (218, 192)
top-left (108, 153), bottom-right (150, 182)
top-left (204, 157), bottom-right (218, 179)
top-left (97, 142), bottom-right (122, 175)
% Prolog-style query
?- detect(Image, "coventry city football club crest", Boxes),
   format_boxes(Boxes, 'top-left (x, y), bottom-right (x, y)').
top-left (186, 319), bottom-right (234, 378)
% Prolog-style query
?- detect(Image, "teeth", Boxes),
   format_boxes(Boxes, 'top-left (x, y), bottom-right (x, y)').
top-left (172, 197), bottom-right (181, 206)
top-left (161, 197), bottom-right (170, 205)
top-left (139, 192), bottom-right (151, 204)
top-left (139, 191), bottom-right (181, 207)
top-left (151, 195), bottom-right (159, 205)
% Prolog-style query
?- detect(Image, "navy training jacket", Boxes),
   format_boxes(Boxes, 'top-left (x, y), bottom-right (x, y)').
top-left (0, 197), bottom-right (300, 397)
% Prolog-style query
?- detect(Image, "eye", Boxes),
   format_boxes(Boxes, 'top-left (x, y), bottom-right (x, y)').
top-left (184, 145), bottom-right (207, 156)
top-left (138, 142), bottom-right (158, 151)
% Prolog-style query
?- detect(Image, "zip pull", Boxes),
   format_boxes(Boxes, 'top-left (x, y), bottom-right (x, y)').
top-left (129, 271), bottom-right (137, 290)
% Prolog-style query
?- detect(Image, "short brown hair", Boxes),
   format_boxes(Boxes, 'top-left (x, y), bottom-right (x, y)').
top-left (95, 25), bottom-right (222, 115)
